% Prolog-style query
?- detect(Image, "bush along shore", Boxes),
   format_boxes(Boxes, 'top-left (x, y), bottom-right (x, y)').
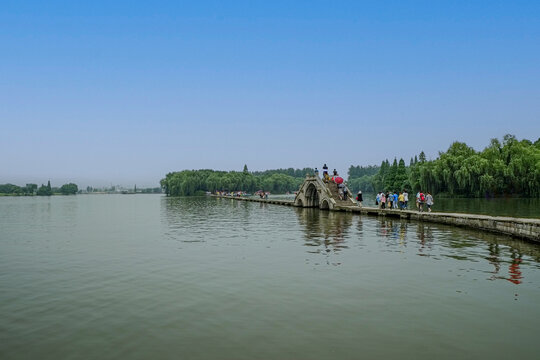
top-left (0, 181), bottom-right (78, 196)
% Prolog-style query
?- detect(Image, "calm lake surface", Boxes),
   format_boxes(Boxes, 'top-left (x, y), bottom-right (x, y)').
top-left (1, 194), bottom-right (539, 359)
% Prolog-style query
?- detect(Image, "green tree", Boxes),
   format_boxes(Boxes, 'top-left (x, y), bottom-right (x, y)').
top-left (347, 175), bottom-right (375, 193)
top-left (161, 168), bottom-right (308, 196)
top-left (60, 183), bottom-right (78, 195)
top-left (384, 158), bottom-right (398, 190)
top-left (347, 165), bottom-right (379, 178)
top-left (0, 184), bottom-right (22, 194)
top-left (372, 160), bottom-right (389, 191)
top-left (25, 184), bottom-right (38, 195)
top-left (407, 135), bottom-right (539, 197)
top-left (393, 158), bottom-right (409, 190)
top-left (37, 183), bottom-right (52, 196)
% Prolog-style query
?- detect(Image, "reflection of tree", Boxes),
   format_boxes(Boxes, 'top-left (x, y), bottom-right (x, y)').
top-left (295, 208), bottom-right (353, 260)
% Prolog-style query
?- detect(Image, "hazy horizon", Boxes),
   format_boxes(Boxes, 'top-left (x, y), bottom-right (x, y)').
top-left (3, 133), bottom-right (537, 189)
top-left (2, 1), bottom-right (539, 187)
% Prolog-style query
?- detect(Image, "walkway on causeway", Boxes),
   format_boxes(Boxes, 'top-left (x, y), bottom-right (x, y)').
top-left (213, 195), bottom-right (540, 243)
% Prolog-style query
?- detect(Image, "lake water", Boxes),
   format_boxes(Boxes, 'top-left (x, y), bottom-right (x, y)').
top-left (1, 194), bottom-right (539, 359)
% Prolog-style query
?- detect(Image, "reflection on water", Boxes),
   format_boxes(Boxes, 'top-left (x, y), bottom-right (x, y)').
top-left (484, 243), bottom-right (525, 285)
top-left (415, 222), bottom-right (435, 255)
top-left (486, 247), bottom-right (523, 286)
top-left (295, 209), bottom-right (353, 265)
top-left (162, 196), bottom-right (259, 244)
top-left (507, 250), bottom-right (523, 285)
top-left (2, 195), bottom-right (540, 360)
top-left (289, 204), bottom-right (540, 306)
top-left (292, 205), bottom-right (540, 289)
top-left (295, 208), bottom-right (352, 249)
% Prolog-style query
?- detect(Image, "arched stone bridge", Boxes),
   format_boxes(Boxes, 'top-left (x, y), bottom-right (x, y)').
top-left (294, 175), bottom-right (356, 209)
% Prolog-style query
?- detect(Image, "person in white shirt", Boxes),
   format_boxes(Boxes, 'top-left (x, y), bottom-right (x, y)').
top-left (403, 191), bottom-right (409, 209)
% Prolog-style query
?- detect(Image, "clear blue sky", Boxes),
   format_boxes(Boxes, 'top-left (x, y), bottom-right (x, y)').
top-left (1, 1), bottom-right (539, 187)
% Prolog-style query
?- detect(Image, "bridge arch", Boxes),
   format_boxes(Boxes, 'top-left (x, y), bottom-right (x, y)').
top-left (320, 199), bottom-right (329, 210)
top-left (305, 183), bottom-right (319, 208)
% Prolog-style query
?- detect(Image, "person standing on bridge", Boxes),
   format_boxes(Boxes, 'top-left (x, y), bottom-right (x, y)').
top-left (356, 191), bottom-right (363, 207)
top-left (322, 164), bottom-right (329, 181)
top-left (338, 183), bottom-right (344, 199)
top-left (314, 168), bottom-right (319, 177)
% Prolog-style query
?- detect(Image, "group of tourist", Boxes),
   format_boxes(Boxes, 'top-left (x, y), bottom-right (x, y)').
top-left (214, 190), bottom-right (271, 199)
top-left (314, 164), bottom-right (340, 183)
top-left (314, 164), bottom-right (436, 212)
top-left (376, 191), bottom-right (407, 210)
top-left (315, 164), bottom-right (366, 207)
top-left (214, 191), bottom-right (249, 197)
top-left (316, 164), bottom-right (355, 203)
top-left (255, 190), bottom-right (269, 199)
top-left (375, 190), bottom-right (434, 212)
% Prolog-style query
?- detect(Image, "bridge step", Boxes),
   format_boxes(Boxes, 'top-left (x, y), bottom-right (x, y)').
top-left (324, 180), bottom-right (356, 206)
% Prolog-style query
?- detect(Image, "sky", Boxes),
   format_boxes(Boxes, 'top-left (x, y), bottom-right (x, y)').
top-left (1, 0), bottom-right (539, 187)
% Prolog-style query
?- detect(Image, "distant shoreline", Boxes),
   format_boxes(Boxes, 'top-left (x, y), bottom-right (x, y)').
top-left (0, 192), bottom-right (163, 196)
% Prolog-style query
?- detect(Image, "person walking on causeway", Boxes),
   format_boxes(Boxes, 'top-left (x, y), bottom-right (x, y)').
top-left (356, 191), bottom-right (363, 207)
top-left (426, 192), bottom-right (434, 212)
top-left (418, 191), bottom-right (425, 212)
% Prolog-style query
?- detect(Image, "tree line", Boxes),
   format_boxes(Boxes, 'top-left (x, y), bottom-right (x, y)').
top-left (161, 166), bottom-right (314, 196)
top-left (347, 135), bottom-right (540, 197)
top-left (0, 181), bottom-right (79, 196)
